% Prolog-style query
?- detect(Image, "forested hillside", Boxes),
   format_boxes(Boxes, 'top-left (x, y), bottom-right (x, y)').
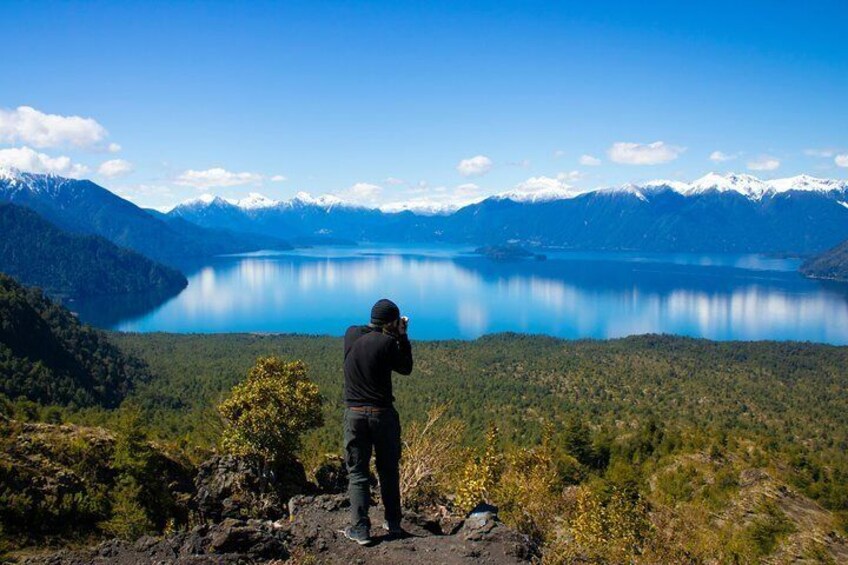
top-left (0, 204), bottom-right (187, 298)
top-left (105, 334), bottom-right (848, 514)
top-left (802, 238), bottom-right (848, 281)
top-left (0, 274), bottom-right (149, 408)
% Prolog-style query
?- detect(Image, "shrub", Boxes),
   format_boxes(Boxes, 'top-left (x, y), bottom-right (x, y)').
top-left (543, 484), bottom-right (652, 564)
top-left (454, 425), bottom-right (503, 513)
top-left (399, 404), bottom-right (465, 508)
top-left (218, 358), bottom-right (323, 467)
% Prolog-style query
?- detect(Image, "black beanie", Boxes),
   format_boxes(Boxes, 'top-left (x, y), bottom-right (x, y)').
top-left (371, 298), bottom-right (400, 325)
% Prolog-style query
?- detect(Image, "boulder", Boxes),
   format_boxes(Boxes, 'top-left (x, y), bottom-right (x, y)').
top-left (312, 454), bottom-right (348, 494)
top-left (192, 455), bottom-right (308, 522)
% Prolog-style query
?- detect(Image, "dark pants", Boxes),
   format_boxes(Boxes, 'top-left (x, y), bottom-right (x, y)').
top-left (344, 406), bottom-right (402, 530)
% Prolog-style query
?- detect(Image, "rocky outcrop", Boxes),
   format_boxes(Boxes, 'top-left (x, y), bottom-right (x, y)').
top-left (192, 455), bottom-right (309, 522)
top-left (24, 494), bottom-right (536, 564)
top-left (283, 494), bottom-right (536, 564)
top-left (22, 518), bottom-right (289, 565)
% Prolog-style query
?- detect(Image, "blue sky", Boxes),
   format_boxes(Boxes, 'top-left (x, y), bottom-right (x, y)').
top-left (1, 0), bottom-right (847, 209)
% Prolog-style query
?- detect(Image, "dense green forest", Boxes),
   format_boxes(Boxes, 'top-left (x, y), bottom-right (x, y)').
top-left (0, 274), bottom-right (149, 408)
top-left (0, 204), bottom-right (187, 298)
top-left (2, 282), bottom-right (848, 561)
top-left (802, 237), bottom-right (848, 281)
top-left (99, 332), bottom-right (848, 513)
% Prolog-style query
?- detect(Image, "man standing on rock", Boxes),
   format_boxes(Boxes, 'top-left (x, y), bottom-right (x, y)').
top-left (341, 298), bottom-right (413, 545)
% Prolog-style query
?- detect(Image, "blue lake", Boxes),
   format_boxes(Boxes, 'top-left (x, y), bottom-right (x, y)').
top-left (74, 245), bottom-right (848, 344)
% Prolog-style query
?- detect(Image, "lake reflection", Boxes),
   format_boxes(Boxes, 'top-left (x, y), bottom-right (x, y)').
top-left (80, 246), bottom-right (848, 344)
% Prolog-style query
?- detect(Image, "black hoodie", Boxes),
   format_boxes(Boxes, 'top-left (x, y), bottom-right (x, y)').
top-left (343, 324), bottom-right (413, 407)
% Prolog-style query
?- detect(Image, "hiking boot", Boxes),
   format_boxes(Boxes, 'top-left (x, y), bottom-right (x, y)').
top-left (382, 521), bottom-right (405, 537)
top-left (341, 525), bottom-right (371, 546)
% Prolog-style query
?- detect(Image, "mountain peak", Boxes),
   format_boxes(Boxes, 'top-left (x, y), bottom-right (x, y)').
top-left (688, 172), bottom-right (771, 198)
top-left (770, 174), bottom-right (847, 192)
top-left (236, 192), bottom-right (277, 210)
top-left (290, 191), bottom-right (345, 207)
top-left (175, 194), bottom-right (233, 209)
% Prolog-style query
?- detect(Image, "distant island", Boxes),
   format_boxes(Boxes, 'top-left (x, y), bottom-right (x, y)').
top-left (474, 244), bottom-right (547, 261)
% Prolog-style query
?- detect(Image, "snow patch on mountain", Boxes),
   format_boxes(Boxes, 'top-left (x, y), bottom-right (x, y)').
top-left (599, 184), bottom-right (651, 202)
top-left (0, 166), bottom-right (22, 181)
top-left (236, 192), bottom-right (277, 209)
top-left (687, 172), bottom-right (771, 198)
top-left (380, 198), bottom-right (481, 215)
top-left (288, 191), bottom-right (347, 208)
top-left (770, 175), bottom-right (848, 193)
top-left (641, 179), bottom-right (690, 193)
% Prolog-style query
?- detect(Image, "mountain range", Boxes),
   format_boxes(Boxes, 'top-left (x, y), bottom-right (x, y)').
top-left (169, 172), bottom-right (848, 254)
top-left (0, 168), bottom-right (290, 268)
top-left (3, 168), bottom-right (848, 257)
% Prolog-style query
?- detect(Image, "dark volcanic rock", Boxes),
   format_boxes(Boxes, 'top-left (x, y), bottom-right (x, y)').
top-left (312, 455), bottom-right (348, 494)
top-left (192, 455), bottom-right (308, 521)
top-left (21, 519), bottom-right (289, 564)
top-left (283, 494), bottom-right (537, 564)
top-left (27, 492), bottom-right (535, 565)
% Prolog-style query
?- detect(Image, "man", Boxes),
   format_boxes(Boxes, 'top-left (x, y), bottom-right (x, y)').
top-left (341, 298), bottom-right (413, 545)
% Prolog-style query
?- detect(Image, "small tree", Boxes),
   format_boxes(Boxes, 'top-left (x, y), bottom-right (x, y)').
top-left (218, 358), bottom-right (323, 467)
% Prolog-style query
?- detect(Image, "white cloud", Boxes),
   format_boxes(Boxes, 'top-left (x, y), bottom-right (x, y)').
top-left (747, 155), bottom-right (780, 171)
top-left (553, 149), bottom-right (567, 158)
top-left (709, 150), bottom-right (738, 162)
top-left (507, 158), bottom-right (530, 168)
top-left (514, 176), bottom-right (566, 192)
top-left (558, 170), bottom-right (584, 182)
top-left (0, 146), bottom-right (89, 177)
top-left (97, 158), bottom-right (133, 178)
top-left (456, 155), bottom-right (493, 177)
top-left (175, 167), bottom-right (263, 189)
top-left (339, 182), bottom-right (383, 205)
top-left (579, 154), bottom-right (601, 166)
top-left (384, 176), bottom-right (406, 185)
top-left (270, 174), bottom-right (287, 182)
top-left (836, 154), bottom-right (848, 168)
top-left (805, 148), bottom-right (836, 158)
top-left (108, 142), bottom-right (122, 153)
top-left (608, 141), bottom-right (685, 165)
top-left (0, 106), bottom-right (108, 149)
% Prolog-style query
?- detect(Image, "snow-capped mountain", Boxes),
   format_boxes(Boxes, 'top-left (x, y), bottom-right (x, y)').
top-left (0, 169), bottom-right (290, 265)
top-left (684, 172), bottom-right (772, 198)
top-left (768, 174), bottom-right (848, 193)
top-left (169, 190), bottom-right (351, 214)
top-left (5, 168), bottom-right (848, 255)
top-left (379, 199), bottom-right (472, 215)
top-left (494, 186), bottom-right (581, 204)
top-left (163, 171), bottom-right (848, 253)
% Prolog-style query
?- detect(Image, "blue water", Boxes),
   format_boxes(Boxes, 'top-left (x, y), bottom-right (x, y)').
top-left (77, 245), bottom-right (848, 344)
